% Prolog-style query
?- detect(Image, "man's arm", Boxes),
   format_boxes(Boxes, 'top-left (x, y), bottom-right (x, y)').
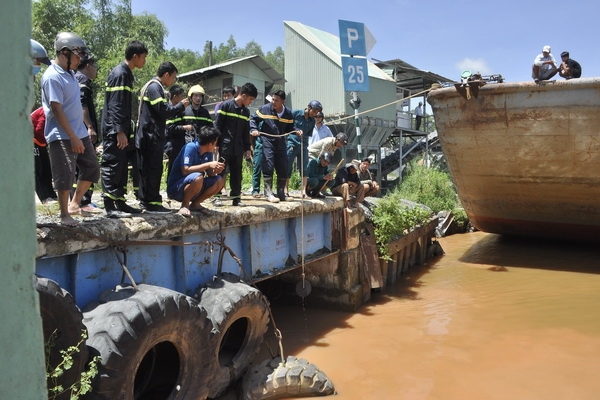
top-left (51, 101), bottom-right (84, 153)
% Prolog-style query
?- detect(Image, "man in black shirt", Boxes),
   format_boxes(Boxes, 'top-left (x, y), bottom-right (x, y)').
top-left (559, 51), bottom-right (582, 79)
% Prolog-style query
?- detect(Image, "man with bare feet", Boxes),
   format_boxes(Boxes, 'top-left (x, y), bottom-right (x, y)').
top-left (41, 32), bottom-right (100, 225)
top-left (167, 126), bottom-right (225, 216)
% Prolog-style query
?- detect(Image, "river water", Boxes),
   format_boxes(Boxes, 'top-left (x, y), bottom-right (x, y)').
top-left (229, 231), bottom-right (600, 400)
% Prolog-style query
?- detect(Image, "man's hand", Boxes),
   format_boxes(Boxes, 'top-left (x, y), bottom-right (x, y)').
top-left (250, 130), bottom-right (259, 137)
top-left (181, 98), bottom-right (190, 108)
top-left (244, 150), bottom-right (252, 161)
top-left (116, 131), bottom-right (128, 150)
top-left (70, 136), bottom-right (85, 154)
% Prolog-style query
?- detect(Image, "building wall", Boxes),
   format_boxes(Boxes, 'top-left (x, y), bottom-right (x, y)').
top-left (284, 22), bottom-right (397, 122)
top-left (0, 1), bottom-right (47, 398)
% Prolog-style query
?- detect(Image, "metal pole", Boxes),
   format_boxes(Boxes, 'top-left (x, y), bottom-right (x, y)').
top-left (353, 91), bottom-right (362, 159)
top-left (399, 129), bottom-right (403, 183)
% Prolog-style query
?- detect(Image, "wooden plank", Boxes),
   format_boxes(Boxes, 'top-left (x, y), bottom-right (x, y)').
top-left (360, 224), bottom-right (384, 289)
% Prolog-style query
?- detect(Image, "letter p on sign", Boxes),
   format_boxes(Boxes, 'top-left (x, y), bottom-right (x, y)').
top-left (339, 20), bottom-right (366, 57)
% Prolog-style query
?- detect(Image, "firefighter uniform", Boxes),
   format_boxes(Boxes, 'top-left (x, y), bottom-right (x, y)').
top-left (182, 104), bottom-right (212, 141)
top-left (215, 97), bottom-right (251, 203)
top-left (135, 78), bottom-right (186, 209)
top-left (249, 103), bottom-right (294, 200)
top-left (100, 61), bottom-right (135, 204)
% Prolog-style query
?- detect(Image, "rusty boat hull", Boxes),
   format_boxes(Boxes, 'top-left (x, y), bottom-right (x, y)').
top-left (427, 78), bottom-right (600, 242)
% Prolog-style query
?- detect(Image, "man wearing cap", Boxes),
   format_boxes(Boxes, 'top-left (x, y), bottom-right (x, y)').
top-left (558, 51), bottom-right (582, 80)
top-left (306, 152), bottom-right (334, 198)
top-left (331, 159), bottom-right (365, 211)
top-left (532, 45), bottom-right (558, 83)
top-left (308, 133), bottom-right (348, 161)
top-left (285, 100), bottom-right (322, 198)
top-left (41, 32), bottom-right (100, 225)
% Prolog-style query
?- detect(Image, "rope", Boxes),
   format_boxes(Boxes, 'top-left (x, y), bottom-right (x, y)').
top-left (254, 129), bottom-right (302, 138)
top-left (323, 87), bottom-right (434, 126)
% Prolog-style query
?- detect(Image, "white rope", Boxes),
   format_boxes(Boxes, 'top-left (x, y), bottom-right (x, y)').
top-left (323, 87), bottom-right (433, 125)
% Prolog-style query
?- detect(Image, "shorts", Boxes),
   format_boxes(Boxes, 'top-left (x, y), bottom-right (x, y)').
top-left (48, 137), bottom-right (100, 191)
top-left (167, 172), bottom-right (220, 202)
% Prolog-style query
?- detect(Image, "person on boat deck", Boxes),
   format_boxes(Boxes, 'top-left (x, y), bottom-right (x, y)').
top-left (558, 51), bottom-right (582, 79)
top-left (532, 45), bottom-right (558, 82)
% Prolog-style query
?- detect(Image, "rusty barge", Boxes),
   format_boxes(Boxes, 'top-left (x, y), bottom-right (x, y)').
top-left (427, 77), bottom-right (600, 242)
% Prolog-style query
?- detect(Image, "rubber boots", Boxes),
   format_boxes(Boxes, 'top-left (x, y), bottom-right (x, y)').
top-left (277, 178), bottom-right (287, 202)
top-left (264, 176), bottom-right (279, 203)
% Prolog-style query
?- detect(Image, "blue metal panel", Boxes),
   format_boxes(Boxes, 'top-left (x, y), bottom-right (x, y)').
top-left (36, 211), bottom-right (337, 308)
top-left (178, 226), bottom-right (252, 296)
top-left (293, 214), bottom-right (332, 257)
top-left (123, 245), bottom-right (177, 290)
top-left (36, 255), bottom-right (75, 294)
top-left (73, 249), bottom-right (124, 307)
top-left (249, 219), bottom-right (291, 276)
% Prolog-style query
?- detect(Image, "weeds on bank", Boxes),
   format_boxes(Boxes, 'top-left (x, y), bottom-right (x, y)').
top-left (373, 161), bottom-right (466, 259)
top-left (46, 330), bottom-right (99, 400)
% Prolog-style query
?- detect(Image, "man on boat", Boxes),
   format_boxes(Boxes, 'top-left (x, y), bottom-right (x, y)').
top-left (558, 51), bottom-right (582, 79)
top-left (532, 45), bottom-right (558, 83)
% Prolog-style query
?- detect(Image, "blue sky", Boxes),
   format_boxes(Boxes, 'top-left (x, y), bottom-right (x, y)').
top-left (132, 0), bottom-right (596, 84)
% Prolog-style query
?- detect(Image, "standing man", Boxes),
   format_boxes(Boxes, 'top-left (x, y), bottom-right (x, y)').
top-left (72, 53), bottom-right (101, 212)
top-left (250, 90), bottom-right (295, 203)
top-left (164, 84), bottom-right (192, 180)
top-left (285, 100), bottom-right (322, 198)
top-left (101, 40), bottom-right (148, 218)
top-left (558, 51), bottom-right (582, 80)
top-left (414, 102), bottom-right (423, 131)
top-left (532, 45), bottom-right (558, 83)
top-left (214, 85), bottom-right (236, 115)
top-left (183, 85), bottom-right (213, 142)
top-left (215, 82), bottom-right (257, 206)
top-left (135, 61), bottom-right (189, 213)
top-left (309, 111), bottom-right (332, 146)
top-left (41, 32), bottom-right (100, 225)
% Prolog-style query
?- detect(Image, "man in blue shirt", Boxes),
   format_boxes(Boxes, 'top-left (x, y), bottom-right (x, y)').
top-left (41, 32), bottom-right (100, 225)
top-left (167, 126), bottom-right (225, 216)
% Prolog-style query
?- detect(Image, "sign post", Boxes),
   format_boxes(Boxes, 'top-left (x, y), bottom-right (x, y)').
top-left (339, 20), bottom-right (375, 159)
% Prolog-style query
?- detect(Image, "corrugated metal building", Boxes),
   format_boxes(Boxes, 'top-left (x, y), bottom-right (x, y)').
top-left (283, 21), bottom-right (397, 122)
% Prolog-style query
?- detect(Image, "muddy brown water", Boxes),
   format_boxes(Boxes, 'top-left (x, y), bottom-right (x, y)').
top-left (219, 231), bottom-right (600, 400)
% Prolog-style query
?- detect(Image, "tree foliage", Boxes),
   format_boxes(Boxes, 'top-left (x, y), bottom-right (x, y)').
top-left (31, 0), bottom-right (283, 109)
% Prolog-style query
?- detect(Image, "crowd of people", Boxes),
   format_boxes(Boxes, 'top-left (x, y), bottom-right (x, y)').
top-left (31, 32), bottom-right (381, 224)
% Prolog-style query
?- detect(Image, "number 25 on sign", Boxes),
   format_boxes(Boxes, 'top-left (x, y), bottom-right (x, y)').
top-left (342, 56), bottom-right (369, 92)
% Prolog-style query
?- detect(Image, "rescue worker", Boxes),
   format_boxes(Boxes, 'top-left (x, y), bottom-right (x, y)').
top-left (135, 61), bottom-right (189, 213)
top-left (164, 84), bottom-right (192, 180)
top-left (250, 90), bottom-right (295, 203)
top-left (101, 40), bottom-right (148, 218)
top-left (182, 84), bottom-right (212, 142)
top-left (214, 82), bottom-right (257, 206)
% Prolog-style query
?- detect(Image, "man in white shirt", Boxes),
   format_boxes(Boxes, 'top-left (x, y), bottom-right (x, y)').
top-left (414, 102), bottom-right (423, 130)
top-left (532, 45), bottom-right (558, 83)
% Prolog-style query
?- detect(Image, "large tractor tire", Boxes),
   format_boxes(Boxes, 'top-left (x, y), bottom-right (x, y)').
top-left (197, 273), bottom-right (270, 398)
top-left (83, 284), bottom-right (212, 400)
top-left (34, 275), bottom-right (89, 400)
